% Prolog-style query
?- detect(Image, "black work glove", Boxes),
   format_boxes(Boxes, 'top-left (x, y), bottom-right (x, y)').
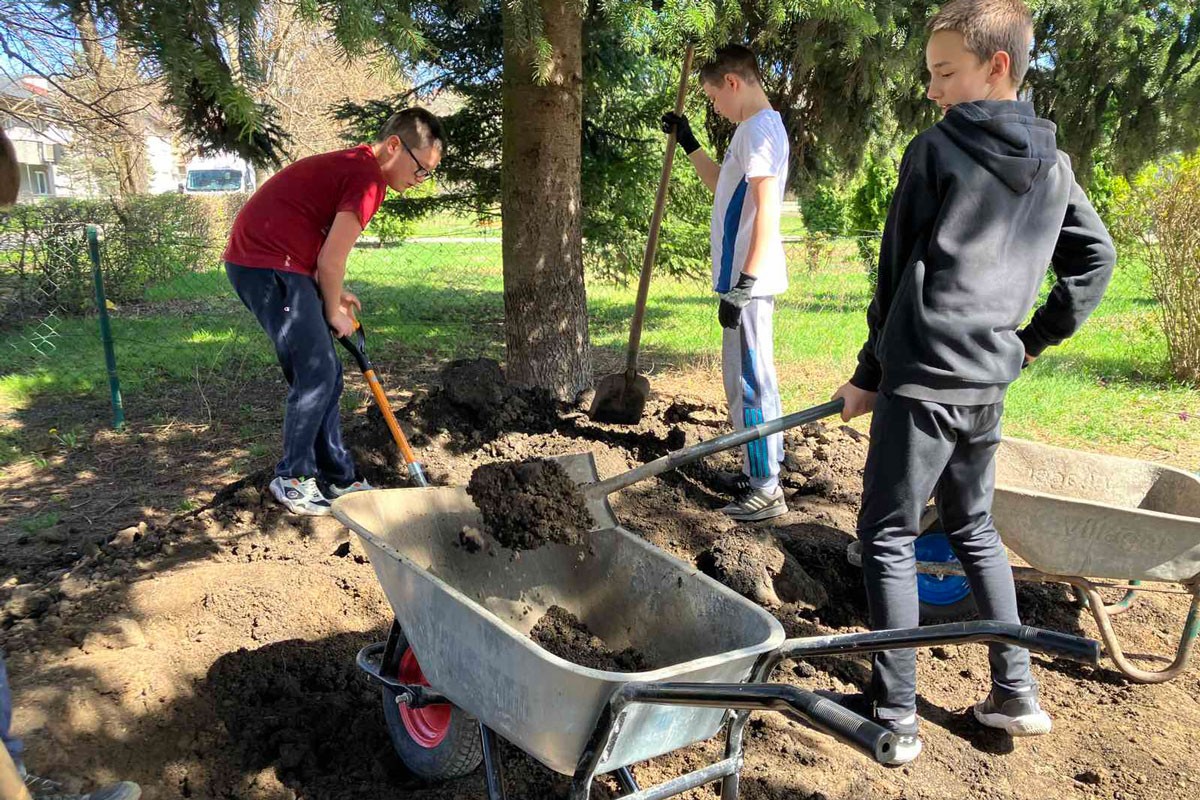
top-left (718, 273), bottom-right (756, 330)
top-left (661, 111), bottom-right (700, 155)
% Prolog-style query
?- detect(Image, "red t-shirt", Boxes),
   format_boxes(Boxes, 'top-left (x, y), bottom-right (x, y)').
top-left (224, 144), bottom-right (388, 276)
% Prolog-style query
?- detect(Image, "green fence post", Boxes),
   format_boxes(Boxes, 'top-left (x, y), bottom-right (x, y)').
top-left (87, 224), bottom-right (125, 429)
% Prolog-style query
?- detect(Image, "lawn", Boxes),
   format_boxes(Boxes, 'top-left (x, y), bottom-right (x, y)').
top-left (1, 232), bottom-right (1196, 467)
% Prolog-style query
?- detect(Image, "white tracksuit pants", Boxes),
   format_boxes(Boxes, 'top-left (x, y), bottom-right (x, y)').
top-left (721, 297), bottom-right (783, 491)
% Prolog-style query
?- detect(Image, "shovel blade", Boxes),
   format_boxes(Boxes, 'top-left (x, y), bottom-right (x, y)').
top-left (588, 371), bottom-right (651, 425)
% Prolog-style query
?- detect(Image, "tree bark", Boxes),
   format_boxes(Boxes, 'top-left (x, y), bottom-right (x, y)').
top-left (500, 0), bottom-right (591, 400)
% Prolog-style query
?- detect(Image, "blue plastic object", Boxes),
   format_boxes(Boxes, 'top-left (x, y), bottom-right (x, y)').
top-left (915, 531), bottom-right (973, 606)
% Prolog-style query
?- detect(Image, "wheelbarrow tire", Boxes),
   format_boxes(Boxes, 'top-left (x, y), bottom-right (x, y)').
top-left (915, 526), bottom-right (978, 624)
top-left (381, 627), bottom-right (483, 780)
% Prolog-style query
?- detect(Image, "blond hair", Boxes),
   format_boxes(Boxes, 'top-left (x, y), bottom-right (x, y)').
top-left (928, 0), bottom-right (1034, 86)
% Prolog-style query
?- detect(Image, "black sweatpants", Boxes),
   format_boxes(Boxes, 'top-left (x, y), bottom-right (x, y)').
top-left (859, 391), bottom-right (1032, 719)
top-left (226, 262), bottom-right (356, 485)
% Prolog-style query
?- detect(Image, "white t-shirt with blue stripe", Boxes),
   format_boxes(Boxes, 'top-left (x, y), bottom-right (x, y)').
top-left (710, 108), bottom-right (790, 297)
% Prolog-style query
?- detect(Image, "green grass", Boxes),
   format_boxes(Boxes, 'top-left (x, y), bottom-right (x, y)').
top-left (1, 237), bottom-right (1196, 466)
top-left (19, 511), bottom-right (60, 533)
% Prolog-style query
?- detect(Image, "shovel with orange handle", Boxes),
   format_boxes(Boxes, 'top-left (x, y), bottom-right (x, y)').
top-left (336, 319), bottom-right (430, 488)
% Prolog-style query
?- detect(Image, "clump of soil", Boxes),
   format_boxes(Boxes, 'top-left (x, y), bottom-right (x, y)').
top-left (698, 531), bottom-right (828, 610)
top-left (466, 459), bottom-right (593, 551)
top-left (530, 605), bottom-right (651, 672)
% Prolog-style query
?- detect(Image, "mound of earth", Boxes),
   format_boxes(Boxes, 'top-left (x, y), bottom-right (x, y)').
top-left (466, 459), bottom-right (593, 551)
top-left (530, 605), bottom-right (651, 672)
top-left (8, 369), bottom-right (1200, 800)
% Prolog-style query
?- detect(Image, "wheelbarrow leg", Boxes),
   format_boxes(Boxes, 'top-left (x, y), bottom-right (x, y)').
top-left (614, 767), bottom-right (640, 794)
top-left (1071, 581), bottom-right (1141, 616)
top-left (1069, 578), bottom-right (1200, 684)
top-left (719, 711), bottom-right (751, 800)
top-left (479, 723), bottom-right (507, 800)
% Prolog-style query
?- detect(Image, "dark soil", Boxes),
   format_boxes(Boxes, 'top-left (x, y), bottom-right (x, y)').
top-left (466, 459), bottom-right (594, 551)
top-left (529, 605), bottom-right (651, 672)
top-left (5, 362), bottom-right (1200, 800)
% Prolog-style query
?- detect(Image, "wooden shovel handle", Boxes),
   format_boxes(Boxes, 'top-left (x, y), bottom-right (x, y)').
top-left (624, 44), bottom-right (695, 375)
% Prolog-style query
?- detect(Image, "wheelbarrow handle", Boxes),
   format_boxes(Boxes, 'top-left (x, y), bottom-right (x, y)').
top-left (617, 681), bottom-right (895, 764)
top-left (778, 621), bottom-right (1101, 667)
top-left (584, 399), bottom-right (845, 500)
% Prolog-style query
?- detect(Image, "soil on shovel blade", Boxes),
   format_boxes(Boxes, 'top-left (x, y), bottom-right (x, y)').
top-left (530, 605), bottom-right (652, 672)
top-left (466, 459), bottom-right (594, 551)
top-left (6, 361), bottom-right (1200, 800)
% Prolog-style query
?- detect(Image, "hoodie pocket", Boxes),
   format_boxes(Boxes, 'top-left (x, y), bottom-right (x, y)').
top-left (877, 262), bottom-right (921, 362)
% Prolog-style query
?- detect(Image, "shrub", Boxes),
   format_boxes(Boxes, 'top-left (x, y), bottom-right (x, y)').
top-left (846, 151), bottom-right (898, 282)
top-left (1117, 154), bottom-right (1200, 383)
top-left (801, 184), bottom-right (847, 236)
top-left (0, 194), bottom-right (212, 322)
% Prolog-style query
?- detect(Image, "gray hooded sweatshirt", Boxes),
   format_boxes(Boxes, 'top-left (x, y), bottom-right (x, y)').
top-left (850, 100), bottom-right (1117, 405)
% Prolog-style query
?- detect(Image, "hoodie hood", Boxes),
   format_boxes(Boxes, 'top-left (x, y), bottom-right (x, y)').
top-left (938, 100), bottom-right (1058, 194)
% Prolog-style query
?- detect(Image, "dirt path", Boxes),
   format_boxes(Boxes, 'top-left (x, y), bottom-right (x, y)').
top-left (2, 361), bottom-right (1198, 799)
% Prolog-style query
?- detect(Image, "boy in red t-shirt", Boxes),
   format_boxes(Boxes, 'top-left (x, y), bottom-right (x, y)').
top-left (225, 108), bottom-right (444, 515)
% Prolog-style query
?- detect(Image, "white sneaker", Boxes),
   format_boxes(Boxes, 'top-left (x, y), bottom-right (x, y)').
top-left (720, 485), bottom-right (788, 521)
top-left (328, 477), bottom-right (375, 498)
top-left (973, 684), bottom-right (1052, 736)
top-left (269, 476), bottom-right (331, 516)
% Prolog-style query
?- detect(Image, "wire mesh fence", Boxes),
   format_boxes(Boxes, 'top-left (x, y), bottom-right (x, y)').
top-left (0, 212), bottom-right (881, 428)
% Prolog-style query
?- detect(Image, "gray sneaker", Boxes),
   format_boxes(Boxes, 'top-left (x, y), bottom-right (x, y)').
top-left (813, 691), bottom-right (922, 766)
top-left (720, 486), bottom-right (787, 521)
top-left (328, 477), bottom-right (375, 498)
top-left (26, 775), bottom-right (141, 800)
top-left (973, 683), bottom-right (1052, 735)
top-left (268, 476), bottom-right (331, 516)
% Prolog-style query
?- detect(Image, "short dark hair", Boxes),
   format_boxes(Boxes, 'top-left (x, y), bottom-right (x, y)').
top-left (928, 0), bottom-right (1034, 86)
top-left (376, 107), bottom-right (445, 151)
top-left (699, 45), bottom-right (763, 88)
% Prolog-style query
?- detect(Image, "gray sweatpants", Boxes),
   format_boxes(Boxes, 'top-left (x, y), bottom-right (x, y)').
top-left (859, 391), bottom-right (1032, 719)
top-left (722, 297), bottom-right (783, 491)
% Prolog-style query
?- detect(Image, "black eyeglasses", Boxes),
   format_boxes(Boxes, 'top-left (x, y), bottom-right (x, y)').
top-left (398, 137), bottom-right (432, 181)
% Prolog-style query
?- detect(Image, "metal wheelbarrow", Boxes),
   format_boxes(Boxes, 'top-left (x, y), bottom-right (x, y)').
top-left (333, 442), bottom-right (1100, 799)
top-left (847, 437), bottom-right (1200, 684)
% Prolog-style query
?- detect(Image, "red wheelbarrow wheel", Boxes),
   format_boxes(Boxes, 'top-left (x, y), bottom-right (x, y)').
top-left (381, 624), bottom-right (483, 779)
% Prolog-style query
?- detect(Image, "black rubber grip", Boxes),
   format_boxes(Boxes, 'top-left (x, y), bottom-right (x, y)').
top-left (788, 690), bottom-right (896, 764)
top-left (1018, 625), bottom-right (1102, 665)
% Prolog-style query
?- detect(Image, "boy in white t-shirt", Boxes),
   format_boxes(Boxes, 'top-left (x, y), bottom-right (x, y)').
top-left (663, 45), bottom-right (791, 521)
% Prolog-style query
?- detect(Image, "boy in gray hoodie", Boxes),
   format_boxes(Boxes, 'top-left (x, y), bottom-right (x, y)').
top-left (828, 0), bottom-right (1116, 764)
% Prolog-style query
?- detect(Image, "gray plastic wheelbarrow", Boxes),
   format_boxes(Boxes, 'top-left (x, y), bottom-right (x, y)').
top-left (848, 437), bottom-right (1200, 684)
top-left (333, 420), bottom-right (1100, 799)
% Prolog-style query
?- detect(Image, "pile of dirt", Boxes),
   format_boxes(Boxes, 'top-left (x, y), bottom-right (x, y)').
top-left (413, 359), bottom-right (563, 446)
top-left (779, 421), bottom-right (869, 505)
top-left (529, 605), bottom-right (651, 672)
top-left (10, 368), bottom-right (1200, 800)
top-left (466, 459), bottom-right (594, 551)
top-left (698, 531), bottom-right (829, 611)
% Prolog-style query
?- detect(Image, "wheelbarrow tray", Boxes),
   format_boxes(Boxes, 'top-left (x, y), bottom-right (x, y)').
top-left (994, 437), bottom-right (1200, 583)
top-left (331, 454), bottom-right (785, 777)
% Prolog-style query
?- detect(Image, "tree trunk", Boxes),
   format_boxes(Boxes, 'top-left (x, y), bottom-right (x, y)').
top-left (500, 0), bottom-right (590, 400)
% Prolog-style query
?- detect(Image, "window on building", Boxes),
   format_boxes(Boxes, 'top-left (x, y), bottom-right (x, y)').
top-left (29, 167), bottom-right (49, 195)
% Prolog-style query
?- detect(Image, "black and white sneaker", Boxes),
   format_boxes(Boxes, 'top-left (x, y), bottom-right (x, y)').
top-left (814, 691), bottom-right (923, 765)
top-left (269, 476), bottom-right (331, 516)
top-left (973, 684), bottom-right (1052, 736)
top-left (713, 470), bottom-right (752, 495)
top-left (720, 486), bottom-right (788, 521)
